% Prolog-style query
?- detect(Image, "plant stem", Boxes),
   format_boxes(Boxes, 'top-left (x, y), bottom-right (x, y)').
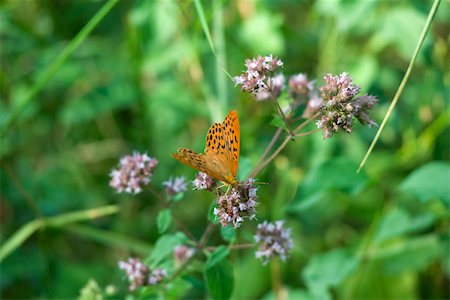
top-left (149, 186), bottom-right (197, 242)
top-left (271, 259), bottom-right (283, 300)
top-left (0, 205), bottom-right (118, 262)
top-left (198, 222), bottom-right (215, 249)
top-left (293, 111), bottom-right (321, 133)
top-left (357, 0), bottom-right (442, 173)
top-left (295, 128), bottom-right (321, 137)
top-left (251, 134), bottom-right (292, 178)
top-left (249, 128), bottom-right (282, 178)
top-left (274, 100), bottom-right (294, 136)
top-left (250, 112), bottom-right (321, 177)
top-left (207, 243), bottom-right (255, 251)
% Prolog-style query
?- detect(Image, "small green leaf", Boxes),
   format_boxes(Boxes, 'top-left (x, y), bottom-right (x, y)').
top-left (374, 208), bottom-right (435, 243)
top-left (399, 161), bottom-right (450, 205)
top-left (206, 246), bottom-right (230, 268)
top-left (290, 157), bottom-right (368, 212)
top-left (371, 234), bottom-right (445, 274)
top-left (270, 115), bottom-right (288, 132)
top-left (171, 192), bottom-right (185, 202)
top-left (157, 209), bottom-right (172, 234)
top-left (220, 226), bottom-right (236, 243)
top-left (148, 232), bottom-right (187, 267)
top-left (204, 246), bottom-right (233, 300)
top-left (303, 248), bottom-right (360, 291)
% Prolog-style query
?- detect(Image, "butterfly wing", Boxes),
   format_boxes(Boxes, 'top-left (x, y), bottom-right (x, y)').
top-left (221, 110), bottom-right (240, 177)
top-left (172, 110), bottom-right (240, 186)
top-left (172, 148), bottom-right (229, 183)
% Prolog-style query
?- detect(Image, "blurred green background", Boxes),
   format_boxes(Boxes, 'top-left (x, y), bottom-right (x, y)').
top-left (1, 0), bottom-right (449, 299)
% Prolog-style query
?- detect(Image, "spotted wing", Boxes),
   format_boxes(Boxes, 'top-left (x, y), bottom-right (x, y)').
top-left (221, 110), bottom-right (240, 177)
top-left (171, 148), bottom-right (228, 183)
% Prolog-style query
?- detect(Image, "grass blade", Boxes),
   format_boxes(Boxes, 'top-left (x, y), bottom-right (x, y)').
top-left (357, 0), bottom-right (442, 173)
top-left (0, 205), bottom-right (118, 262)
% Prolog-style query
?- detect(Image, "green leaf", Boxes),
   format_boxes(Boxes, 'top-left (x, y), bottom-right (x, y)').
top-left (171, 192), bottom-right (185, 202)
top-left (157, 209), bottom-right (172, 234)
top-left (206, 246), bottom-right (230, 268)
top-left (303, 248), bottom-right (360, 293)
top-left (371, 234), bottom-right (445, 274)
top-left (290, 157), bottom-right (369, 212)
top-left (270, 115), bottom-right (288, 132)
top-left (374, 207), bottom-right (435, 243)
top-left (204, 247), bottom-right (233, 300)
top-left (148, 232), bottom-right (188, 267)
top-left (399, 161), bottom-right (450, 205)
top-left (220, 226), bottom-right (236, 243)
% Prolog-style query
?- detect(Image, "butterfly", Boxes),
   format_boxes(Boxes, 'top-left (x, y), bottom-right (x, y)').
top-left (172, 110), bottom-right (240, 186)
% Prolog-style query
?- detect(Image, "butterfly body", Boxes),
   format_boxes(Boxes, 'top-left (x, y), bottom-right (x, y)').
top-left (172, 110), bottom-right (240, 186)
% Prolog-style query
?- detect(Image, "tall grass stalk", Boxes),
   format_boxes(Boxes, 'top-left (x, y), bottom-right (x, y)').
top-left (357, 0), bottom-right (442, 172)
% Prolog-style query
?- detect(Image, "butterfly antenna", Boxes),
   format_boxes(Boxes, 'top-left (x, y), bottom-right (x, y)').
top-left (252, 181), bottom-right (269, 186)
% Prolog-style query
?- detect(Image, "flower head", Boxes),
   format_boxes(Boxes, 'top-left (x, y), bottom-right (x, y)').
top-left (302, 92), bottom-right (323, 118)
top-left (163, 176), bottom-right (188, 196)
top-left (118, 258), bottom-right (167, 291)
top-left (234, 54), bottom-right (284, 101)
top-left (254, 220), bottom-right (293, 265)
top-left (174, 245), bottom-right (195, 266)
top-left (147, 268), bottom-right (167, 285)
top-left (213, 178), bottom-right (259, 228)
top-left (192, 172), bottom-right (217, 191)
top-left (109, 152), bottom-right (158, 194)
top-left (316, 72), bottom-right (378, 139)
top-left (289, 73), bottom-right (314, 97)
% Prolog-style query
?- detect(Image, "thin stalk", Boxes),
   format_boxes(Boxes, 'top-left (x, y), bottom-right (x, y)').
top-left (249, 128), bottom-right (282, 178)
top-left (149, 187), bottom-right (197, 242)
top-left (198, 222), bottom-right (215, 249)
top-left (207, 243), bottom-right (255, 251)
top-left (274, 100), bottom-right (293, 136)
top-left (295, 128), bottom-right (321, 137)
top-left (251, 111), bottom-right (322, 177)
top-left (271, 259), bottom-right (283, 300)
top-left (251, 134), bottom-right (291, 178)
top-left (357, 0), bottom-right (442, 172)
top-left (293, 111), bottom-right (321, 133)
top-left (0, 205), bottom-right (118, 262)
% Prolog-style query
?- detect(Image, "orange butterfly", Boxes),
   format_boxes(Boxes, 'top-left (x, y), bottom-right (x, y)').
top-left (172, 110), bottom-right (240, 186)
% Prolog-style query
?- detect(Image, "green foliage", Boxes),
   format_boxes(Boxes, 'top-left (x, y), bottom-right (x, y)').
top-left (204, 247), bottom-right (234, 300)
top-left (1, 0), bottom-right (449, 299)
top-left (303, 248), bottom-right (361, 300)
top-left (156, 209), bottom-right (172, 234)
top-left (399, 161), bottom-right (450, 205)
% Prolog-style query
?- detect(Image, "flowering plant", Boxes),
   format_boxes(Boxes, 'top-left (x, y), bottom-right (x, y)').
top-left (109, 55), bottom-right (378, 299)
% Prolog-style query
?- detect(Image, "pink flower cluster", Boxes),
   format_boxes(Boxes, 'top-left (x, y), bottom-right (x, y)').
top-left (192, 172), bottom-right (217, 191)
top-left (316, 72), bottom-right (378, 138)
top-left (213, 179), bottom-right (259, 228)
top-left (233, 54), bottom-right (284, 101)
top-left (109, 152), bottom-right (158, 194)
top-left (254, 220), bottom-right (293, 265)
top-left (163, 176), bottom-right (188, 196)
top-left (118, 258), bottom-right (167, 291)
